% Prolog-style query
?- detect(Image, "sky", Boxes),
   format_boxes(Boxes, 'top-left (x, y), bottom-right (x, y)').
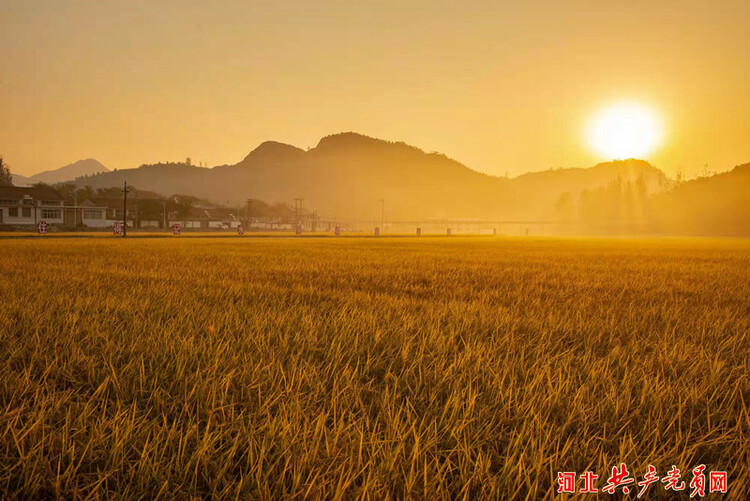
top-left (2, 0), bottom-right (749, 178)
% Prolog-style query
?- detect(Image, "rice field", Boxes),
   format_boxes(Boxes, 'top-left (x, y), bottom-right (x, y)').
top-left (1, 236), bottom-right (749, 499)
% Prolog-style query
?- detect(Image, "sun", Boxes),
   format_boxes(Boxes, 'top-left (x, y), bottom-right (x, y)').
top-left (586, 101), bottom-right (663, 160)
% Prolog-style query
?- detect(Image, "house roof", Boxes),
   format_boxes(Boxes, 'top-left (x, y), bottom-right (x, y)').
top-left (0, 185), bottom-right (64, 201)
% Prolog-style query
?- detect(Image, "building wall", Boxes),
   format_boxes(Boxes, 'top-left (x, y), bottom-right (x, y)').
top-left (38, 207), bottom-right (64, 224)
top-left (77, 208), bottom-right (108, 228)
top-left (81, 217), bottom-right (110, 228)
top-left (249, 222), bottom-right (293, 230)
top-left (169, 220), bottom-right (204, 229)
top-left (169, 220), bottom-right (239, 229)
top-left (0, 206), bottom-right (64, 225)
top-left (0, 206), bottom-right (36, 225)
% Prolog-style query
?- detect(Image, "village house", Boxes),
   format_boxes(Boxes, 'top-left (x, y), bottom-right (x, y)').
top-left (167, 195), bottom-right (241, 229)
top-left (76, 191), bottom-right (241, 230)
top-left (0, 186), bottom-right (115, 229)
top-left (0, 185), bottom-right (309, 232)
top-left (0, 185), bottom-right (83, 228)
top-left (82, 189), bottom-right (165, 228)
top-left (75, 200), bottom-right (110, 228)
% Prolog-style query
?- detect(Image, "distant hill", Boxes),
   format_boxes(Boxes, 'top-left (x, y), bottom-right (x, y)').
top-left (515, 159), bottom-right (668, 195)
top-left (513, 159), bottom-right (669, 219)
top-left (71, 132), bottom-right (673, 221)
top-left (653, 162), bottom-right (750, 235)
top-left (12, 159), bottom-right (109, 186)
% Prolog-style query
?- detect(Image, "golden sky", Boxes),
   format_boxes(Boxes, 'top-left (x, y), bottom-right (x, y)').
top-left (2, 0), bottom-right (749, 178)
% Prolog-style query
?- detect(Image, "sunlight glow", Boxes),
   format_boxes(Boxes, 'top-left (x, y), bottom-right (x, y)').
top-left (587, 101), bottom-right (663, 159)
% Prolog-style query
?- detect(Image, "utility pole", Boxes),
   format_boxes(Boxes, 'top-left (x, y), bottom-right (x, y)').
top-left (246, 199), bottom-right (254, 226)
top-left (163, 198), bottom-right (167, 229)
top-left (134, 190), bottom-right (139, 230)
top-left (294, 198), bottom-right (304, 228)
top-left (379, 198), bottom-right (385, 233)
top-left (122, 181), bottom-right (130, 237)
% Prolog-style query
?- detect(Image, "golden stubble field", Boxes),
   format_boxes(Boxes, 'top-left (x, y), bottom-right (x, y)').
top-left (1, 236), bottom-right (749, 499)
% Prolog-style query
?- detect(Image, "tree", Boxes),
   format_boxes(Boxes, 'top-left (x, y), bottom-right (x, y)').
top-left (174, 197), bottom-right (193, 218)
top-left (0, 156), bottom-right (13, 186)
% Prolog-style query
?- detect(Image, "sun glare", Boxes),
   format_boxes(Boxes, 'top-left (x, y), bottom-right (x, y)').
top-left (587, 101), bottom-right (663, 160)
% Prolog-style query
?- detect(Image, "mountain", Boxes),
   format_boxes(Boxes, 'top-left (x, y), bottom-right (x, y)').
top-left (511, 159), bottom-right (669, 219)
top-left (515, 159), bottom-right (668, 196)
top-left (652, 162), bottom-right (750, 235)
top-left (71, 133), bottom-right (670, 221)
top-left (12, 159), bottom-right (109, 186)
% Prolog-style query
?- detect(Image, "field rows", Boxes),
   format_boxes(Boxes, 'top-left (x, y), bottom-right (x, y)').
top-left (1, 237), bottom-right (749, 499)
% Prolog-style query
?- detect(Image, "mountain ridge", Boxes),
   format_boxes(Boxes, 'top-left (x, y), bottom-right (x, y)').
top-left (12, 159), bottom-right (109, 186)
top-left (67, 132), bottom-right (671, 220)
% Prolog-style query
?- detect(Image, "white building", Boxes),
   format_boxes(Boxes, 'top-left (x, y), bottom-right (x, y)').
top-left (76, 199), bottom-right (111, 228)
top-left (0, 186), bottom-right (112, 229)
top-left (167, 205), bottom-right (241, 230)
top-left (0, 186), bottom-right (65, 227)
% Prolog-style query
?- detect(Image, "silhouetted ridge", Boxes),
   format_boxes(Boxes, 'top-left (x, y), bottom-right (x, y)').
top-left (589, 159), bottom-right (662, 174)
top-left (71, 131), bottom-right (734, 225)
top-left (731, 162), bottom-right (750, 176)
top-left (13, 158), bottom-right (109, 186)
top-left (517, 159), bottom-right (663, 180)
top-left (241, 141), bottom-right (305, 163)
top-left (314, 132), bottom-right (424, 155)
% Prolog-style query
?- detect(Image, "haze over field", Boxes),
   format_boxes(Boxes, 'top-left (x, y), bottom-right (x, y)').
top-left (36, 132), bottom-right (738, 235)
top-left (3, 131), bottom-right (748, 235)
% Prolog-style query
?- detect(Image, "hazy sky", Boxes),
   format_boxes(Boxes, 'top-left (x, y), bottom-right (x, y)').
top-left (2, 0), bottom-right (749, 178)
